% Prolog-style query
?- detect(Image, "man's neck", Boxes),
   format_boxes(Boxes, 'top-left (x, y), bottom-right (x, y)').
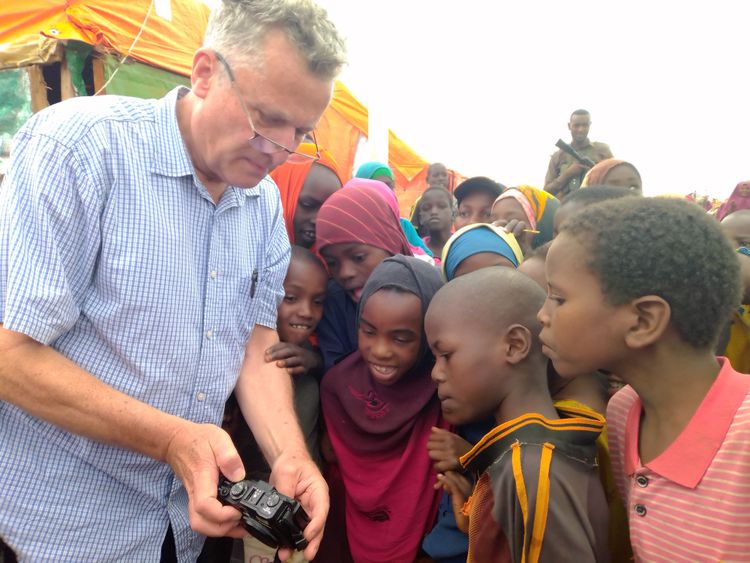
top-left (571, 138), bottom-right (591, 150)
top-left (175, 93), bottom-right (227, 204)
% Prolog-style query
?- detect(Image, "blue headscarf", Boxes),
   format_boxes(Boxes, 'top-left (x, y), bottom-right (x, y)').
top-left (442, 223), bottom-right (524, 281)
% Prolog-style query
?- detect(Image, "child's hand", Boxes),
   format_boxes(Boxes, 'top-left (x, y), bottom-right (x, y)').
top-left (435, 471), bottom-right (472, 533)
top-left (427, 427), bottom-right (473, 473)
top-left (264, 343), bottom-right (322, 375)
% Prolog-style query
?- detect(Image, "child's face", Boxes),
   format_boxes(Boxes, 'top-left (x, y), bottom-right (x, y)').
top-left (294, 165), bottom-right (341, 248)
top-left (320, 243), bottom-right (391, 302)
top-left (425, 302), bottom-right (508, 425)
top-left (358, 289), bottom-right (423, 385)
top-left (419, 190), bottom-right (453, 233)
top-left (491, 198), bottom-right (527, 224)
top-left (277, 258), bottom-right (328, 345)
top-left (603, 164), bottom-right (642, 193)
top-left (537, 233), bottom-right (629, 378)
top-left (721, 214), bottom-right (750, 249)
top-left (454, 192), bottom-right (494, 230)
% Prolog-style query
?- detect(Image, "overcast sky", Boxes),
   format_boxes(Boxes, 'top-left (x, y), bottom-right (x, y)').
top-left (314, 0), bottom-right (749, 199)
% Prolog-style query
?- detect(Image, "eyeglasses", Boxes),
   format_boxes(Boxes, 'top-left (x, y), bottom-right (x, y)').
top-left (214, 51), bottom-right (319, 164)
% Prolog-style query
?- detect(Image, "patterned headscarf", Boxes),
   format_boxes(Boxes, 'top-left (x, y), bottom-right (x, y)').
top-left (492, 188), bottom-right (538, 230)
top-left (316, 183), bottom-right (413, 256)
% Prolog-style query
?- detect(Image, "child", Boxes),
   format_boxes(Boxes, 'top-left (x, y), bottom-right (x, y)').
top-left (269, 143), bottom-right (342, 249)
top-left (224, 246), bottom-right (328, 562)
top-left (418, 187), bottom-right (455, 262)
top-left (580, 159), bottom-right (643, 194)
top-left (425, 267), bottom-right (610, 562)
top-left (453, 176), bottom-right (504, 231)
top-left (320, 255), bottom-right (445, 563)
top-left (490, 188), bottom-right (539, 251)
top-left (315, 183), bottom-right (413, 371)
top-left (539, 197), bottom-right (748, 560)
top-left (441, 223), bottom-right (523, 281)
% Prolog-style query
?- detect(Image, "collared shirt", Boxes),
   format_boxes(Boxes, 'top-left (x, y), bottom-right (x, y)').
top-left (0, 87), bottom-right (290, 562)
top-left (607, 358), bottom-right (750, 561)
top-left (544, 140), bottom-right (613, 198)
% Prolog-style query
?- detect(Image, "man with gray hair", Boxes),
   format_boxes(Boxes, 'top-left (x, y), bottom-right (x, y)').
top-left (0, 1), bottom-right (345, 561)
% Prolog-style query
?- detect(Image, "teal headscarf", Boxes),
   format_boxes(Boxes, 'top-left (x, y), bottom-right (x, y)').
top-left (356, 161), bottom-right (394, 181)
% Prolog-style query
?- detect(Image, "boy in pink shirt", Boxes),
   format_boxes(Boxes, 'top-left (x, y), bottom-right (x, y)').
top-left (538, 197), bottom-right (750, 561)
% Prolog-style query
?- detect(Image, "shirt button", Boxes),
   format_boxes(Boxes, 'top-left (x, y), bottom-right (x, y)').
top-left (206, 330), bottom-right (214, 340)
top-left (634, 504), bottom-right (647, 517)
top-left (209, 270), bottom-right (217, 279)
top-left (635, 475), bottom-right (649, 488)
top-left (196, 391), bottom-right (206, 402)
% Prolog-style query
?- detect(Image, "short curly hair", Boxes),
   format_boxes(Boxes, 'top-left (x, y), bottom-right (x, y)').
top-left (560, 197), bottom-right (741, 349)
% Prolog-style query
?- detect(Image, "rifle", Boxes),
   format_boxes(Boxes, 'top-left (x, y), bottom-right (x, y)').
top-left (555, 139), bottom-right (596, 168)
top-left (553, 139), bottom-right (597, 196)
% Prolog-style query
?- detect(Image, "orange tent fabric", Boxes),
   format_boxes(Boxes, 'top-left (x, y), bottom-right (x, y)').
top-left (0, 0), bottom-right (461, 215)
top-left (0, 0), bottom-right (208, 75)
top-left (316, 82), bottom-right (464, 215)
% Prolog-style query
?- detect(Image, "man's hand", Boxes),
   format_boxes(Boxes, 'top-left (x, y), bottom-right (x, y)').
top-left (434, 471), bottom-right (473, 533)
top-left (164, 421), bottom-right (247, 539)
top-left (426, 427), bottom-right (472, 473)
top-left (269, 448), bottom-right (329, 561)
top-left (264, 343), bottom-right (322, 376)
top-left (564, 162), bottom-right (587, 180)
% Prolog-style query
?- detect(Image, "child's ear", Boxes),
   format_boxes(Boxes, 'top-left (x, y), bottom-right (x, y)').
top-left (503, 324), bottom-right (533, 365)
top-left (624, 295), bottom-right (671, 349)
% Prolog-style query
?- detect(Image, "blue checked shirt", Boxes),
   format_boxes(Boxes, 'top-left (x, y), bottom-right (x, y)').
top-left (0, 87), bottom-right (290, 562)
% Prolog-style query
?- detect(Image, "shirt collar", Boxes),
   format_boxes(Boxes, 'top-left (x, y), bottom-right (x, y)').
top-left (152, 86), bottom-right (265, 206)
top-left (624, 357), bottom-right (750, 488)
top-left (151, 86), bottom-right (194, 178)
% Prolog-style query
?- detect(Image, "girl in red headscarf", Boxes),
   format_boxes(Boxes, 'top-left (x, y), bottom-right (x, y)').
top-left (269, 143), bottom-right (343, 248)
top-left (315, 183), bottom-right (413, 373)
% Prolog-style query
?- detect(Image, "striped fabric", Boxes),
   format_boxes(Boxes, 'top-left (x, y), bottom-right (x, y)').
top-left (460, 405), bottom-right (609, 563)
top-left (607, 358), bottom-right (750, 562)
top-left (315, 184), bottom-right (412, 255)
top-left (0, 87), bottom-right (290, 562)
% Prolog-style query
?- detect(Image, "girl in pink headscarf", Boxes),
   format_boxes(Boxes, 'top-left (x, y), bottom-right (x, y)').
top-left (717, 181), bottom-right (750, 221)
top-left (345, 178), bottom-right (435, 264)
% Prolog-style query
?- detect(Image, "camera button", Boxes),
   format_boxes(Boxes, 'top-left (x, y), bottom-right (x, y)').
top-left (266, 493), bottom-right (280, 507)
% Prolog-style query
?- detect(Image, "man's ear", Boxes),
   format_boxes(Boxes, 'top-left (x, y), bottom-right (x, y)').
top-left (191, 48), bottom-right (216, 98)
top-left (503, 324), bottom-right (533, 365)
top-left (624, 295), bottom-right (671, 349)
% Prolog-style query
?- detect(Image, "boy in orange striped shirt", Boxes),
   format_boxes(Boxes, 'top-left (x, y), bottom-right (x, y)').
top-left (425, 267), bottom-right (610, 563)
top-left (539, 197), bottom-right (749, 561)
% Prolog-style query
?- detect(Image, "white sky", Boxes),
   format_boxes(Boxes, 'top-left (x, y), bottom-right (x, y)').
top-left (315, 0), bottom-right (750, 199)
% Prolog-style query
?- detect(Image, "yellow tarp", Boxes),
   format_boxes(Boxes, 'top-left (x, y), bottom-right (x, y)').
top-left (0, 0), bottom-right (461, 214)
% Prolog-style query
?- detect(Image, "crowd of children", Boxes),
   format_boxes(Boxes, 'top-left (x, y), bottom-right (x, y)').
top-left (220, 149), bottom-right (750, 563)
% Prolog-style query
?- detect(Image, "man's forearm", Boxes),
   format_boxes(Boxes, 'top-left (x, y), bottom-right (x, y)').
top-left (234, 326), bottom-right (308, 465)
top-left (0, 326), bottom-right (187, 462)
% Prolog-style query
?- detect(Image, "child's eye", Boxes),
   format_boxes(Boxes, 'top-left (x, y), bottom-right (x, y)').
top-left (548, 295), bottom-right (565, 306)
top-left (352, 254), bottom-right (366, 263)
top-left (313, 298), bottom-right (326, 306)
top-left (284, 295), bottom-right (298, 303)
top-left (439, 352), bottom-right (452, 361)
top-left (359, 326), bottom-right (375, 336)
top-left (394, 336), bottom-right (415, 345)
top-left (459, 211), bottom-right (469, 218)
